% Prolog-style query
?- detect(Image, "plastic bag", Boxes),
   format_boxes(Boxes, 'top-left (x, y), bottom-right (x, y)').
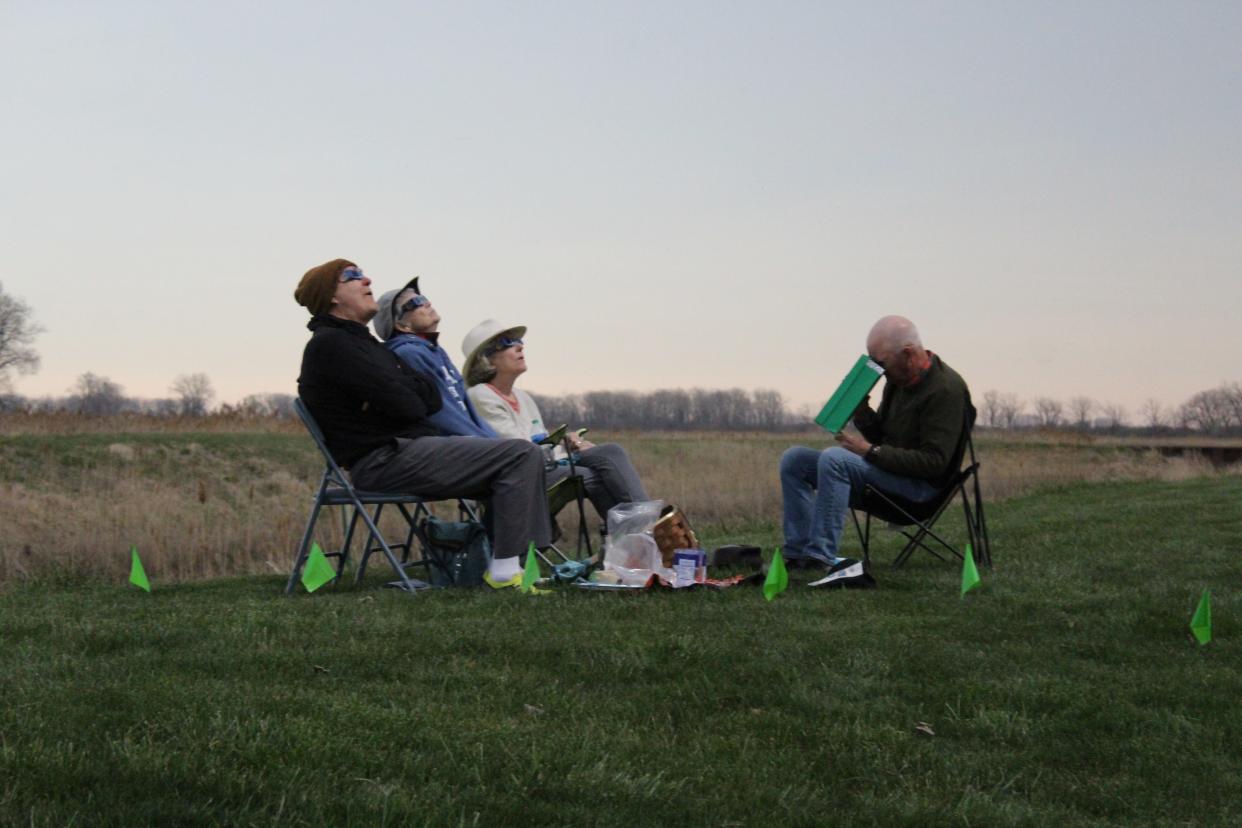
top-left (604, 500), bottom-right (672, 585)
top-left (606, 499), bottom-right (665, 539)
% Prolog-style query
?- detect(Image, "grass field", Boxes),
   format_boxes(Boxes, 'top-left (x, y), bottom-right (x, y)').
top-left (0, 422), bottom-right (1233, 584)
top-left (2, 474), bottom-right (1240, 825)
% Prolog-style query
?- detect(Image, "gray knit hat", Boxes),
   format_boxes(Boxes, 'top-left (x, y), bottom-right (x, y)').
top-left (371, 277), bottom-right (420, 341)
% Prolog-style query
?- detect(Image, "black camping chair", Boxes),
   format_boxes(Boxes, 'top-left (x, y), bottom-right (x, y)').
top-left (525, 427), bottom-right (598, 580)
top-left (546, 473), bottom-right (593, 557)
top-left (285, 398), bottom-right (482, 594)
top-left (849, 407), bottom-right (991, 570)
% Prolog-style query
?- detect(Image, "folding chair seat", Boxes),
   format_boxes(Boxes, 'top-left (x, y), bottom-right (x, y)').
top-left (849, 410), bottom-right (991, 570)
top-left (285, 398), bottom-right (482, 594)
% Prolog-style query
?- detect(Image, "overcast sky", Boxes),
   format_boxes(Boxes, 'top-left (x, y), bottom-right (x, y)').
top-left (2, 1), bottom-right (1238, 417)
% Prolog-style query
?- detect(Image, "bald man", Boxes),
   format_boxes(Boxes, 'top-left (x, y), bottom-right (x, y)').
top-left (779, 315), bottom-right (973, 580)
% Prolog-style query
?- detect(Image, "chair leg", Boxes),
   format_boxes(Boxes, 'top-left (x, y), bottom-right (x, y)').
top-left (889, 487), bottom-right (965, 569)
top-left (850, 508), bottom-right (868, 566)
top-left (356, 503), bottom-right (385, 584)
top-left (573, 478), bottom-right (592, 558)
top-left (285, 499), bottom-right (325, 595)
top-left (961, 493), bottom-right (980, 568)
top-left (337, 504), bottom-right (363, 581)
top-left (972, 475), bottom-right (993, 568)
top-left (893, 529), bottom-right (949, 568)
top-left (351, 501), bottom-right (429, 593)
top-left (408, 502), bottom-right (459, 585)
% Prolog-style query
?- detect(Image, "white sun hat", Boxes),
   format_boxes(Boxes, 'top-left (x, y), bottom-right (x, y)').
top-left (461, 318), bottom-right (527, 386)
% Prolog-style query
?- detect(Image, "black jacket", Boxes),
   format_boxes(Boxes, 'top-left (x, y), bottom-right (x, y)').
top-left (297, 314), bottom-right (443, 468)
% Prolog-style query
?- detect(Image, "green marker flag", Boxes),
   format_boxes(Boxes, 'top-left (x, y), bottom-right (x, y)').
top-left (1190, 589), bottom-right (1212, 645)
top-left (960, 543), bottom-right (980, 597)
top-left (301, 542), bottom-right (336, 593)
top-left (520, 541), bottom-right (541, 594)
top-left (764, 548), bottom-right (788, 602)
top-left (129, 545), bottom-right (151, 593)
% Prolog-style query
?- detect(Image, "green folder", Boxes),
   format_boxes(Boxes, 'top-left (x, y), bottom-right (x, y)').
top-left (815, 355), bottom-right (885, 433)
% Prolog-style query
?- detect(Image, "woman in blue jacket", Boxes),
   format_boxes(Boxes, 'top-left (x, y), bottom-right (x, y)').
top-left (372, 277), bottom-right (498, 440)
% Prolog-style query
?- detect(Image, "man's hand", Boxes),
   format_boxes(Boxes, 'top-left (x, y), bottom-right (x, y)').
top-left (834, 430), bottom-right (872, 457)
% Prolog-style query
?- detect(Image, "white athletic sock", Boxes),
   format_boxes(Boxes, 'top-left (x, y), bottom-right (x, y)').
top-left (488, 555), bottom-right (521, 582)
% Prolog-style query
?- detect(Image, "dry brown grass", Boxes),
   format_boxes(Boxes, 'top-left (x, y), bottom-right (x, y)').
top-left (621, 431), bottom-right (1233, 521)
top-left (0, 424), bottom-right (1234, 585)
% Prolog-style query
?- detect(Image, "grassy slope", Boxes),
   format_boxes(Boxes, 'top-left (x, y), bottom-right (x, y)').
top-left (2, 476), bottom-right (1241, 826)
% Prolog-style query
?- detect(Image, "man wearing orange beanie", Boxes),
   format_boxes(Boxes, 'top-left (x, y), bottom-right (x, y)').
top-left (294, 258), bottom-right (551, 589)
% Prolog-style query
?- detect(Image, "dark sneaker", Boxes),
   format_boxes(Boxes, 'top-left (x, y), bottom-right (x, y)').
top-left (785, 556), bottom-right (832, 572)
top-left (808, 558), bottom-right (876, 589)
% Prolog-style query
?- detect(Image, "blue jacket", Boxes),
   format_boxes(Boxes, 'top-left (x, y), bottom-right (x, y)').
top-left (385, 333), bottom-right (498, 438)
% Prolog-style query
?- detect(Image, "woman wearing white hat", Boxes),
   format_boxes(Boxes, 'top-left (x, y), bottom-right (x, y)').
top-left (462, 319), bottom-right (649, 520)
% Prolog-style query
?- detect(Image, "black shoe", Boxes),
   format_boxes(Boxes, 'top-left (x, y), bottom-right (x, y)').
top-left (783, 556), bottom-right (828, 572)
top-left (808, 558), bottom-right (875, 589)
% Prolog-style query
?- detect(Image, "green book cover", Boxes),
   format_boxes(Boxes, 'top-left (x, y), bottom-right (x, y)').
top-left (815, 354), bottom-right (885, 433)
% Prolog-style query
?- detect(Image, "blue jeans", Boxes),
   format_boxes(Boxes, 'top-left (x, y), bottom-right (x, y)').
top-left (779, 446), bottom-right (939, 564)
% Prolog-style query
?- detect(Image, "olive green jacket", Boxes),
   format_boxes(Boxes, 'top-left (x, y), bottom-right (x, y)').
top-left (853, 354), bottom-right (972, 486)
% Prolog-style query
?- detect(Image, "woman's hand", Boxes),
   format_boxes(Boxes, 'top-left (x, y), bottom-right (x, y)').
top-left (567, 434), bottom-right (594, 451)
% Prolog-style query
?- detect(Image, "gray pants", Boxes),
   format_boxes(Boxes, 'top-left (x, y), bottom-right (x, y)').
top-left (351, 436), bottom-right (551, 559)
top-left (547, 442), bottom-right (649, 521)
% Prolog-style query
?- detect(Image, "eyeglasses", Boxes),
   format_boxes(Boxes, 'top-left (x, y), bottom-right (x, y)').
top-left (397, 294), bottom-right (430, 315)
top-left (339, 267), bottom-right (366, 282)
top-left (486, 335), bottom-right (523, 354)
top-left (869, 348), bottom-right (908, 370)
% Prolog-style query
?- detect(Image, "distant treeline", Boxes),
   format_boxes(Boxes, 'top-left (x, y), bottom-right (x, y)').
top-left (979, 383), bottom-right (1242, 436)
top-left (529, 388), bottom-right (796, 431)
top-left (5, 372), bottom-right (1242, 436)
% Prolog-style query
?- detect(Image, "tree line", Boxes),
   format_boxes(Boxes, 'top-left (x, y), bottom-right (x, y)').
top-left (5, 373), bottom-right (1242, 436)
top-left (531, 388), bottom-right (796, 431)
top-left (2, 282), bottom-right (1240, 434)
top-left (0, 371), bottom-right (295, 419)
top-left (981, 386), bottom-right (1242, 435)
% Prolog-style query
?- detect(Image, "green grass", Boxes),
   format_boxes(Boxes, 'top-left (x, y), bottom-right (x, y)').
top-left (2, 476), bottom-right (1241, 826)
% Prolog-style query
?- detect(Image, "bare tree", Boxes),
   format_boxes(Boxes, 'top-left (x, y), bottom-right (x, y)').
top-left (1179, 386), bottom-right (1241, 434)
top-left (0, 282), bottom-right (42, 391)
top-left (982, 390), bottom-right (1002, 428)
top-left (143, 398), bottom-right (182, 417)
top-left (752, 389), bottom-right (787, 430)
top-left (1220, 382), bottom-right (1242, 427)
top-left (235, 392), bottom-right (296, 418)
top-left (171, 373), bottom-right (215, 416)
top-left (1032, 397), bottom-right (1064, 428)
top-left (995, 393), bottom-right (1023, 430)
top-left (69, 372), bottom-right (127, 416)
top-left (1068, 396), bottom-right (1095, 430)
top-left (1098, 403), bottom-right (1127, 432)
top-left (1139, 398), bottom-right (1167, 430)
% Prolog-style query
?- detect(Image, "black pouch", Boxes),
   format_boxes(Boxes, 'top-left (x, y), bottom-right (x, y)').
top-left (709, 545), bottom-right (763, 569)
top-left (423, 516), bottom-right (490, 587)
